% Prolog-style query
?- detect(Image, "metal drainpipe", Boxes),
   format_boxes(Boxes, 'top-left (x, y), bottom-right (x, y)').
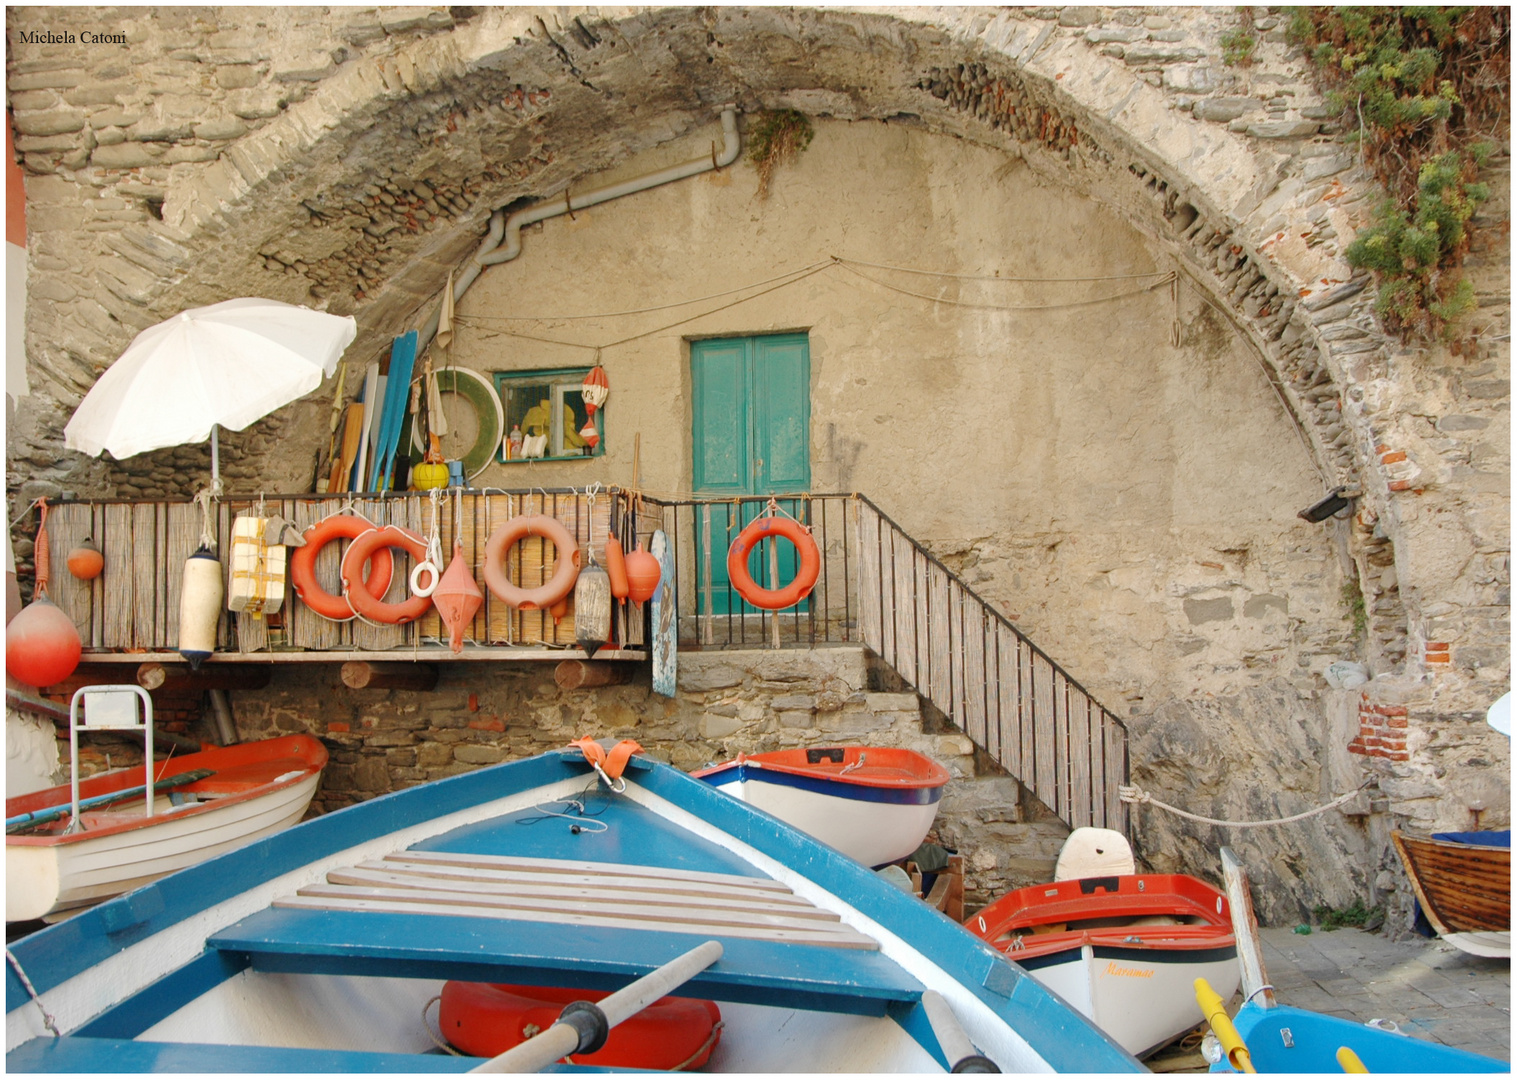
top-left (414, 107), bottom-right (740, 355)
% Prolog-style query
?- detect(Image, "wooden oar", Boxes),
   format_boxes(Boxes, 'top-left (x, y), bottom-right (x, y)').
top-left (5, 769), bottom-right (215, 834)
top-left (331, 402), bottom-right (363, 493)
top-left (1337, 1046), bottom-right (1369, 1073)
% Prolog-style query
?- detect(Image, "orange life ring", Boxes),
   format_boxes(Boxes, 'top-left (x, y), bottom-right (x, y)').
top-left (482, 515), bottom-right (580, 611)
top-left (340, 524), bottom-right (434, 625)
top-left (438, 982), bottom-right (722, 1069)
top-left (290, 515), bottom-right (395, 622)
top-left (727, 514), bottom-right (821, 610)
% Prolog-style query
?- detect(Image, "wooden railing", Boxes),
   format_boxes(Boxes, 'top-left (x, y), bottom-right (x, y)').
top-left (37, 490), bottom-right (644, 660)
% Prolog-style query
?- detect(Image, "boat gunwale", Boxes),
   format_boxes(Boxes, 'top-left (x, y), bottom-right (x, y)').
top-left (693, 747), bottom-right (951, 791)
top-left (6, 735), bottom-right (328, 848)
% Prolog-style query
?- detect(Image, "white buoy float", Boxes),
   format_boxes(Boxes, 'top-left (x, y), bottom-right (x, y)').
top-left (178, 545), bottom-right (223, 669)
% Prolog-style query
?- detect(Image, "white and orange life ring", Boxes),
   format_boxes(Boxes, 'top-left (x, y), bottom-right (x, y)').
top-left (340, 524), bottom-right (434, 625)
top-left (482, 515), bottom-right (580, 611)
top-left (727, 514), bottom-right (821, 610)
top-left (290, 515), bottom-right (395, 622)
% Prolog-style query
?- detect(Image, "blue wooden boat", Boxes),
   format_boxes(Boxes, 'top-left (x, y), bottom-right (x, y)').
top-left (5, 744), bottom-right (1141, 1072)
top-left (1210, 1000), bottom-right (1506, 1073)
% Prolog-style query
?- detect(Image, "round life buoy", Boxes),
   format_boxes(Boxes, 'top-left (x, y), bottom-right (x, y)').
top-left (438, 982), bottom-right (721, 1069)
top-left (727, 514), bottom-right (821, 610)
top-left (341, 525), bottom-right (434, 625)
top-left (482, 515), bottom-right (580, 611)
top-left (290, 516), bottom-right (395, 622)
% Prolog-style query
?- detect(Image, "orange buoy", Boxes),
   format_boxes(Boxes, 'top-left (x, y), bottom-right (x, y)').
top-left (623, 541), bottom-right (660, 604)
top-left (340, 525), bottom-right (433, 625)
top-left (66, 537), bottom-right (104, 580)
top-left (432, 540), bottom-right (483, 653)
top-left (481, 515), bottom-right (580, 611)
top-left (290, 515), bottom-right (396, 622)
top-left (439, 982), bottom-right (721, 1069)
top-left (5, 596), bottom-right (82, 688)
top-left (604, 534), bottom-right (630, 599)
top-left (727, 514), bottom-right (821, 610)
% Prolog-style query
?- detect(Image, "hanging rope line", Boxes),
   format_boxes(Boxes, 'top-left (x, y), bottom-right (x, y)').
top-left (1119, 781), bottom-right (1371, 828)
top-left (6, 947), bottom-right (61, 1039)
top-left (453, 254), bottom-right (1177, 356)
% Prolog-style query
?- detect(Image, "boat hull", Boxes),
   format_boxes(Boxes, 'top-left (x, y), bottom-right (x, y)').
top-left (1392, 830), bottom-right (1510, 958)
top-left (1215, 1001), bottom-right (1506, 1073)
top-left (1021, 941), bottom-right (1239, 1058)
top-left (695, 746), bottom-right (949, 867)
top-left (969, 872), bottom-right (1238, 1056)
top-left (5, 749), bottom-right (1141, 1073)
top-left (6, 735), bottom-right (326, 922)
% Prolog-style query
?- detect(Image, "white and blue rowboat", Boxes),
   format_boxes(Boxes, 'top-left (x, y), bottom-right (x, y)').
top-left (6, 745), bottom-right (1141, 1073)
top-left (694, 746), bottom-right (950, 868)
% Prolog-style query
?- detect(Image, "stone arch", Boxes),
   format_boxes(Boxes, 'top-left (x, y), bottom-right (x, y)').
top-left (10, 7), bottom-right (1508, 917)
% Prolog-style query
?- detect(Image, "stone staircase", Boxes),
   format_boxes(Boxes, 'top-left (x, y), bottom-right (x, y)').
top-left (677, 646), bottom-right (1070, 912)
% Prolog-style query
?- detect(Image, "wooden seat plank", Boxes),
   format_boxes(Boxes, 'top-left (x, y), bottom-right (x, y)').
top-left (366, 857), bottom-right (819, 908)
top-left (279, 891), bottom-right (885, 946)
top-left (329, 866), bottom-right (840, 920)
top-left (390, 849), bottom-right (798, 893)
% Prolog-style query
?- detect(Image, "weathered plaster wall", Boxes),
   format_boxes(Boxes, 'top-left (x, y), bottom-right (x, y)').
top-left (6, 6), bottom-right (1508, 927)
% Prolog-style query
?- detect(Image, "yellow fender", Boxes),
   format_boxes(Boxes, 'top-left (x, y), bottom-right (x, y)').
top-left (1337, 1046), bottom-right (1369, 1073)
top-left (1195, 978), bottom-right (1256, 1073)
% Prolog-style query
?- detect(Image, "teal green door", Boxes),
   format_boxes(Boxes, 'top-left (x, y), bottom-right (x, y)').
top-left (691, 333), bottom-right (810, 615)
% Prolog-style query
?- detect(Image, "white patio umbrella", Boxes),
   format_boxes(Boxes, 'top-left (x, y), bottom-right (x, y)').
top-left (64, 297), bottom-right (358, 492)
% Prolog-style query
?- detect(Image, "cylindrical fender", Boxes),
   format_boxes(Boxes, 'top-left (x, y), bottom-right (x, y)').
top-left (482, 515), bottom-right (580, 611)
top-left (341, 525), bottom-right (434, 625)
top-left (727, 515), bottom-right (821, 611)
top-left (604, 534), bottom-right (630, 600)
top-left (290, 515), bottom-right (395, 622)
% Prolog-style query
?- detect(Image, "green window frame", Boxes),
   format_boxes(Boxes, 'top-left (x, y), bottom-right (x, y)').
top-left (494, 367), bottom-right (605, 463)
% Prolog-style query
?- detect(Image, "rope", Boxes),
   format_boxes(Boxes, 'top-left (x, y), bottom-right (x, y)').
top-left (1119, 782), bottom-right (1369, 828)
top-left (836, 255), bottom-right (1173, 283)
top-left (6, 947), bottom-right (61, 1038)
top-left (836, 261), bottom-right (1177, 312)
top-left (193, 489), bottom-right (217, 551)
top-left (421, 994), bottom-right (463, 1055)
top-left (672, 1019), bottom-right (725, 1070)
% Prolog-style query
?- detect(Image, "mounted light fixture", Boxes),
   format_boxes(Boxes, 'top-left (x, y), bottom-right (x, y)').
top-left (1298, 485), bottom-right (1361, 523)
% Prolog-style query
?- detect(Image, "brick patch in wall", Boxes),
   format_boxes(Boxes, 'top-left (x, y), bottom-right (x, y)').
top-left (1348, 697), bottom-right (1410, 761)
top-left (1424, 642), bottom-right (1451, 665)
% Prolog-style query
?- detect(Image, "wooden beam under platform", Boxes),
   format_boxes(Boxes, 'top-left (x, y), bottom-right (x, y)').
top-left (554, 659), bottom-right (636, 689)
top-left (136, 662), bottom-right (272, 692)
top-left (341, 661), bottom-right (439, 691)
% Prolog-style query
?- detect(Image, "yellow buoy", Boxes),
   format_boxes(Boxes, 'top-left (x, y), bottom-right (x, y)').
top-left (178, 545), bottom-right (224, 670)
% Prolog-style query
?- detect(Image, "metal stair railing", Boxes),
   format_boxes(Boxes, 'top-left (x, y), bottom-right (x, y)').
top-left (854, 495), bottom-right (1129, 834)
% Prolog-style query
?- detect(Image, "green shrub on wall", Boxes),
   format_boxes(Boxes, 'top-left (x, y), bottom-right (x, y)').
top-left (1288, 7), bottom-right (1508, 338)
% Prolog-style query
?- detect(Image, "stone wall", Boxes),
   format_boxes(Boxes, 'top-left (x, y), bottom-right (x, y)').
top-left (6, 7), bottom-right (1508, 928)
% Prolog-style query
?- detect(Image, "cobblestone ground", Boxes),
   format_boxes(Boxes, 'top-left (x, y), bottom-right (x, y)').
top-left (1259, 925), bottom-right (1511, 1062)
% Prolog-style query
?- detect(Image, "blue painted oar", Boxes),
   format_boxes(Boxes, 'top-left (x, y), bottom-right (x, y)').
top-left (370, 331), bottom-right (417, 492)
top-left (5, 768), bottom-right (214, 834)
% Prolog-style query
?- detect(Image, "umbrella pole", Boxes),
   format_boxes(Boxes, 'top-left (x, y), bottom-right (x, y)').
top-left (210, 425), bottom-right (222, 496)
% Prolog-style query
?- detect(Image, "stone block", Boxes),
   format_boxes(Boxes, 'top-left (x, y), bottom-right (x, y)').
top-left (379, 7), bottom-right (450, 33)
top-left (1163, 65), bottom-right (1221, 93)
top-left (1183, 596), bottom-right (1235, 624)
top-left (352, 755), bottom-right (390, 792)
top-left (454, 743), bottom-right (506, 764)
top-left (9, 90), bottom-right (60, 112)
top-left (1085, 27), bottom-right (1144, 43)
top-left (216, 65), bottom-right (263, 90)
top-left (8, 70), bottom-right (85, 91)
top-left (192, 117), bottom-right (250, 141)
top-left (678, 662), bottom-right (745, 692)
top-left (1245, 119), bottom-right (1321, 139)
top-left (12, 110), bottom-right (85, 137)
top-left (1192, 97), bottom-right (1258, 122)
top-left (274, 52), bottom-right (338, 83)
top-left (699, 713), bottom-right (745, 739)
top-left (64, 83), bottom-right (132, 108)
top-left (1123, 44), bottom-right (1203, 64)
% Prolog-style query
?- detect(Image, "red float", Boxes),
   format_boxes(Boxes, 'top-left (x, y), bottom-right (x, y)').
top-left (623, 541), bottom-right (660, 604)
top-left (438, 982), bottom-right (721, 1069)
top-left (6, 597), bottom-right (82, 688)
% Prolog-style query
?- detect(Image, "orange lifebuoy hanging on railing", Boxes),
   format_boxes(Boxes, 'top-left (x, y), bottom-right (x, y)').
top-left (290, 515), bottom-right (396, 622)
top-left (482, 514), bottom-right (581, 611)
top-left (727, 509), bottom-right (821, 611)
top-left (341, 524), bottom-right (434, 625)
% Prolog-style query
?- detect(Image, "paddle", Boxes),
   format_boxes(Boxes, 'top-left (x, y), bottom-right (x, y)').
top-left (5, 768), bottom-right (215, 834)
